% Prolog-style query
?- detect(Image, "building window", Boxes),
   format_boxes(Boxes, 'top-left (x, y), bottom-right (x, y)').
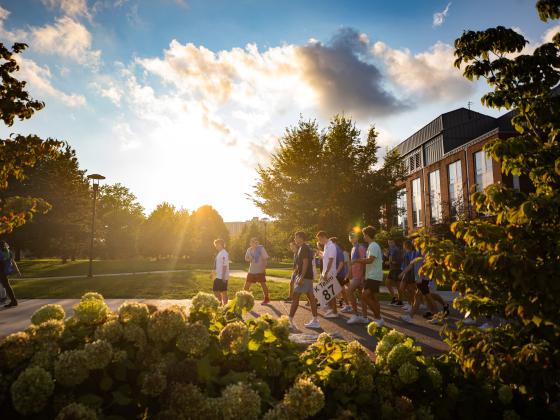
top-left (448, 160), bottom-right (463, 219)
top-left (412, 178), bottom-right (422, 228)
top-left (407, 150), bottom-right (422, 173)
top-left (429, 170), bottom-right (442, 224)
top-left (474, 150), bottom-right (494, 192)
top-left (396, 188), bottom-right (407, 231)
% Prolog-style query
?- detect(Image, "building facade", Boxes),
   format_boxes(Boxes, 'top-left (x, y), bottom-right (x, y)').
top-left (392, 108), bottom-right (528, 233)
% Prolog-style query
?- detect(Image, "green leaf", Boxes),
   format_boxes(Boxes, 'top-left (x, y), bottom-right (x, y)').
top-left (248, 339), bottom-right (261, 351)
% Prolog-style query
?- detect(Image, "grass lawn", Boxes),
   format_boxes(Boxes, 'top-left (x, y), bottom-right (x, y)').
top-left (17, 259), bottom-right (293, 278)
top-left (11, 271), bottom-right (291, 300)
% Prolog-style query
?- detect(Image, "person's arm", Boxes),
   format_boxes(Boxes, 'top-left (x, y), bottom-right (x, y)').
top-left (262, 248), bottom-right (269, 269)
top-left (298, 256), bottom-right (309, 286)
top-left (325, 257), bottom-right (335, 276)
top-left (221, 256), bottom-right (228, 281)
top-left (357, 255), bottom-right (374, 264)
top-left (245, 249), bottom-right (252, 263)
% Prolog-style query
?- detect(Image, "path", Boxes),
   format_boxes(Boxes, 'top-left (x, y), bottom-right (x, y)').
top-left (0, 298), bottom-right (455, 355)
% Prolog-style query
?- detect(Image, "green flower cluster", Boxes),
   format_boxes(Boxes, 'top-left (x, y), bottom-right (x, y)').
top-left (81, 292), bottom-right (104, 301)
top-left (56, 403), bottom-right (98, 420)
top-left (10, 366), bottom-right (54, 415)
top-left (398, 362), bottom-right (419, 384)
top-left (94, 319), bottom-right (123, 343)
top-left (140, 363), bottom-right (167, 397)
top-left (30, 319), bottom-right (65, 342)
top-left (30, 341), bottom-right (60, 370)
top-left (72, 297), bottom-right (110, 326)
top-left (84, 340), bottom-right (113, 370)
top-left (54, 349), bottom-right (89, 387)
top-left (219, 321), bottom-right (249, 354)
top-left (147, 306), bottom-right (187, 343)
top-left (118, 301), bottom-right (150, 326)
top-left (164, 382), bottom-right (212, 418)
top-left (279, 377), bottom-right (324, 419)
top-left (386, 343), bottom-right (416, 372)
top-left (233, 290), bottom-right (255, 313)
top-left (220, 382), bottom-right (261, 420)
top-left (123, 322), bottom-right (147, 349)
top-left (176, 322), bottom-right (210, 356)
top-left (31, 304), bottom-right (66, 325)
top-left (190, 292), bottom-right (220, 316)
top-left (0, 331), bottom-right (33, 369)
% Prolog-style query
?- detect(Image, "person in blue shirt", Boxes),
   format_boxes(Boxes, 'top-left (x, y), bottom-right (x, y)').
top-left (0, 241), bottom-right (21, 308)
top-left (398, 240), bottom-right (417, 311)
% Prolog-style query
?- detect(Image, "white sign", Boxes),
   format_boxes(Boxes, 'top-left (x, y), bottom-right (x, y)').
top-left (313, 275), bottom-right (342, 307)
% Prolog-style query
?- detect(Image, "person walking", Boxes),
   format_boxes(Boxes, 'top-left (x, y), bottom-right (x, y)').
top-left (211, 239), bottom-right (230, 305)
top-left (355, 226), bottom-right (385, 327)
top-left (386, 238), bottom-right (404, 306)
top-left (0, 241), bottom-right (21, 308)
top-left (330, 237), bottom-right (351, 311)
top-left (346, 232), bottom-right (368, 324)
top-left (244, 237), bottom-right (271, 305)
top-left (285, 241), bottom-right (299, 303)
top-left (288, 231), bottom-right (320, 329)
top-left (398, 240), bottom-right (417, 311)
top-left (316, 231), bottom-right (339, 318)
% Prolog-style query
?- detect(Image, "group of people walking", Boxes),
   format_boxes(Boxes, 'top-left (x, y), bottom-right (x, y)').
top-left (210, 225), bottom-right (450, 331)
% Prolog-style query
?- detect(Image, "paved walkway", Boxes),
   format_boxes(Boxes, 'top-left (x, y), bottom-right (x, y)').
top-left (0, 298), bottom-right (456, 355)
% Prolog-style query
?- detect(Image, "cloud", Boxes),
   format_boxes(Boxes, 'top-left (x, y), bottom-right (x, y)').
top-left (30, 16), bottom-right (101, 67)
top-left (40, 0), bottom-right (91, 19)
top-left (373, 40), bottom-right (474, 102)
top-left (433, 2), bottom-right (451, 27)
top-left (112, 121), bottom-right (140, 149)
top-left (15, 56), bottom-right (86, 107)
top-left (296, 28), bottom-right (405, 118)
top-left (543, 25), bottom-right (560, 43)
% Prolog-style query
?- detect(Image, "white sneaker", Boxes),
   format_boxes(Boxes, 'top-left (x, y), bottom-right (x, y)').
top-left (341, 305), bottom-right (353, 313)
top-left (305, 319), bottom-right (321, 329)
top-left (400, 314), bottom-right (413, 324)
top-left (358, 316), bottom-right (370, 324)
top-left (402, 304), bottom-right (411, 311)
top-left (371, 318), bottom-right (385, 327)
top-left (463, 317), bottom-right (476, 325)
top-left (479, 322), bottom-right (493, 331)
top-left (323, 310), bottom-right (339, 319)
top-left (347, 314), bottom-right (361, 324)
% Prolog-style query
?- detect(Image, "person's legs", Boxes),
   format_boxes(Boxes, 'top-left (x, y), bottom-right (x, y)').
top-left (306, 292), bottom-right (318, 318)
top-left (385, 276), bottom-right (396, 301)
top-left (289, 292), bottom-right (301, 318)
top-left (0, 273), bottom-right (16, 305)
top-left (348, 281), bottom-right (359, 314)
top-left (430, 292), bottom-right (445, 308)
top-left (221, 291), bottom-right (228, 305)
top-left (243, 280), bottom-right (251, 291)
top-left (361, 288), bottom-right (381, 319)
top-left (260, 278), bottom-right (270, 302)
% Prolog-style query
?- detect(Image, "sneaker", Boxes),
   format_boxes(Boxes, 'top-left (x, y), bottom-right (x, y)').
top-left (395, 300), bottom-right (404, 307)
top-left (347, 314), bottom-right (361, 324)
top-left (305, 319), bottom-right (321, 329)
top-left (289, 319), bottom-right (297, 331)
top-left (261, 299), bottom-right (271, 305)
top-left (371, 318), bottom-right (385, 327)
top-left (402, 304), bottom-right (411, 311)
top-left (400, 314), bottom-right (413, 324)
top-left (323, 310), bottom-right (339, 319)
top-left (4, 301), bottom-right (17, 308)
top-left (422, 312), bottom-right (434, 320)
top-left (389, 297), bottom-right (398, 306)
top-left (463, 317), bottom-right (476, 325)
top-left (341, 305), bottom-right (353, 313)
top-left (358, 316), bottom-right (371, 324)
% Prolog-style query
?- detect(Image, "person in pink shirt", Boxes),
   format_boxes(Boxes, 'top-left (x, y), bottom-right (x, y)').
top-left (346, 232), bottom-right (369, 324)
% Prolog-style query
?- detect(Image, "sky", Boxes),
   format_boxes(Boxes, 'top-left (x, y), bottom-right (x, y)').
top-left (0, 0), bottom-right (557, 221)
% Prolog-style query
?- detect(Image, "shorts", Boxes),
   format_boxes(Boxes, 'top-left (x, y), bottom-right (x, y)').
top-left (294, 278), bottom-right (314, 294)
top-left (213, 278), bottom-right (228, 292)
top-left (388, 269), bottom-right (402, 282)
top-left (246, 273), bottom-right (266, 283)
top-left (364, 279), bottom-right (382, 293)
top-left (403, 270), bottom-right (415, 284)
top-left (417, 279), bottom-right (430, 295)
top-left (349, 278), bottom-right (363, 290)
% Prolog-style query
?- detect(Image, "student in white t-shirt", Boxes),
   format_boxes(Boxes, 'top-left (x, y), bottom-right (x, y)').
top-left (211, 238), bottom-right (230, 305)
top-left (316, 231), bottom-right (339, 319)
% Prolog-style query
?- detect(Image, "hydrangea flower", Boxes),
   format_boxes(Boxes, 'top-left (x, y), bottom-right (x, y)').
top-left (498, 384), bottom-right (513, 405)
top-left (398, 362), bottom-right (419, 384)
top-left (165, 382), bottom-right (211, 417)
top-left (123, 323), bottom-right (147, 349)
top-left (426, 366), bottom-right (443, 390)
top-left (502, 409), bottom-right (521, 420)
top-left (234, 290), bottom-right (255, 313)
top-left (118, 301), bottom-right (150, 326)
top-left (10, 366), bottom-right (54, 415)
top-left (30, 341), bottom-right (61, 371)
top-left (0, 331), bottom-right (33, 369)
top-left (219, 321), bottom-right (249, 354)
top-left (81, 292), bottom-right (104, 301)
top-left (31, 319), bottom-right (66, 342)
top-left (176, 322), bottom-right (210, 357)
top-left (190, 292), bottom-right (220, 316)
top-left (282, 378), bottom-right (324, 418)
top-left (147, 306), bottom-right (187, 343)
top-left (56, 403), bottom-right (98, 420)
top-left (112, 349), bottom-right (128, 364)
top-left (94, 319), bottom-right (123, 343)
top-left (221, 382), bottom-right (261, 420)
top-left (271, 316), bottom-right (290, 340)
top-left (416, 405), bottom-right (435, 420)
top-left (386, 343), bottom-right (416, 371)
top-left (31, 304), bottom-right (66, 325)
top-left (54, 349), bottom-right (89, 387)
top-left (140, 364), bottom-right (167, 397)
top-left (84, 340), bottom-right (113, 370)
top-left (73, 298), bottom-right (110, 326)
top-left (346, 341), bottom-right (372, 368)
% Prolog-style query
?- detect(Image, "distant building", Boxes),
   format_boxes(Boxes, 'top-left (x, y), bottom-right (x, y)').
top-left (390, 107), bottom-right (529, 233)
top-left (225, 217), bottom-right (260, 237)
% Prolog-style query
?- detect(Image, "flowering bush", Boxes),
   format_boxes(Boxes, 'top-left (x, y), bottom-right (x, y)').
top-left (176, 322), bottom-right (210, 356)
top-left (56, 403), bottom-right (98, 420)
top-left (31, 304), bottom-right (65, 325)
top-left (10, 366), bottom-right (54, 415)
top-left (118, 301), bottom-right (150, 326)
top-left (219, 321), bottom-right (249, 354)
top-left (84, 340), bottom-right (113, 370)
top-left (220, 382), bottom-right (261, 420)
top-left (54, 349), bottom-right (89, 387)
top-left (190, 292), bottom-right (220, 319)
top-left (0, 332), bottom-right (33, 369)
top-left (147, 305), bottom-right (187, 343)
top-left (72, 296), bottom-right (109, 326)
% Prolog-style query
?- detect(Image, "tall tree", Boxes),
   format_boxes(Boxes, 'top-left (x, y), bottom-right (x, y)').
top-left (420, 1), bottom-right (560, 415)
top-left (253, 116), bottom-right (405, 241)
top-left (138, 203), bottom-right (179, 259)
top-left (189, 205), bottom-right (229, 262)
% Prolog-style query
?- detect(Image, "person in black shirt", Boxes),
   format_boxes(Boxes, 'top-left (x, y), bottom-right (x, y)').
top-left (288, 231), bottom-right (320, 330)
top-left (285, 241), bottom-right (299, 303)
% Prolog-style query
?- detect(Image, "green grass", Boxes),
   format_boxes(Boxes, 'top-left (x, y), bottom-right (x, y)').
top-left (265, 268), bottom-right (294, 279)
top-left (11, 271), bottom-right (291, 300)
top-left (16, 259), bottom-right (293, 279)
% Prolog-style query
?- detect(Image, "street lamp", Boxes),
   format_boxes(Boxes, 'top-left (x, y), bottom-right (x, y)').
top-left (87, 173), bottom-right (105, 278)
top-left (261, 217), bottom-right (270, 249)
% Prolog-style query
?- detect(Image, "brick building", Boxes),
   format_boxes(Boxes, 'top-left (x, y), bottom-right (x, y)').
top-left (392, 107), bottom-right (527, 233)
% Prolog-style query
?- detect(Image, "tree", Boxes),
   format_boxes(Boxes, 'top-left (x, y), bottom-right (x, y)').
top-left (253, 116), bottom-right (405, 242)
top-left (189, 205), bottom-right (229, 262)
top-left (97, 184), bottom-right (145, 259)
top-left (419, 1), bottom-right (560, 415)
top-left (229, 220), bottom-right (262, 262)
top-left (138, 203), bottom-right (180, 259)
top-left (6, 142), bottom-right (90, 259)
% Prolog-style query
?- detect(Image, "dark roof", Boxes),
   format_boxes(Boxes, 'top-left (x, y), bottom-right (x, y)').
top-left (396, 108), bottom-right (514, 157)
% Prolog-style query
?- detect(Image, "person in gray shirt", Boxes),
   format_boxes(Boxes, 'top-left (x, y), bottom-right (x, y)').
top-left (243, 237), bottom-right (271, 305)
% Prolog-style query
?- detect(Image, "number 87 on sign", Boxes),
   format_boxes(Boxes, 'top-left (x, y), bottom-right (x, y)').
top-left (313, 275), bottom-right (342, 308)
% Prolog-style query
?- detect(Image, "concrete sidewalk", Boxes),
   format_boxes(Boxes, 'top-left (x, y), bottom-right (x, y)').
top-left (0, 298), bottom-right (454, 355)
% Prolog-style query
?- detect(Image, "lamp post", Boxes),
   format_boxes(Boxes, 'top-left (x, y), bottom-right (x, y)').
top-left (87, 173), bottom-right (105, 278)
top-left (261, 217), bottom-right (270, 249)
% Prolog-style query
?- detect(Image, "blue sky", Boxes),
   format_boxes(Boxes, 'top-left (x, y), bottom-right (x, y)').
top-left (0, 0), bottom-right (557, 221)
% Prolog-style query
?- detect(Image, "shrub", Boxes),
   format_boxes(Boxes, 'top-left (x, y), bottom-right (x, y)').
top-left (31, 304), bottom-right (65, 325)
top-left (10, 366), bottom-right (54, 415)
